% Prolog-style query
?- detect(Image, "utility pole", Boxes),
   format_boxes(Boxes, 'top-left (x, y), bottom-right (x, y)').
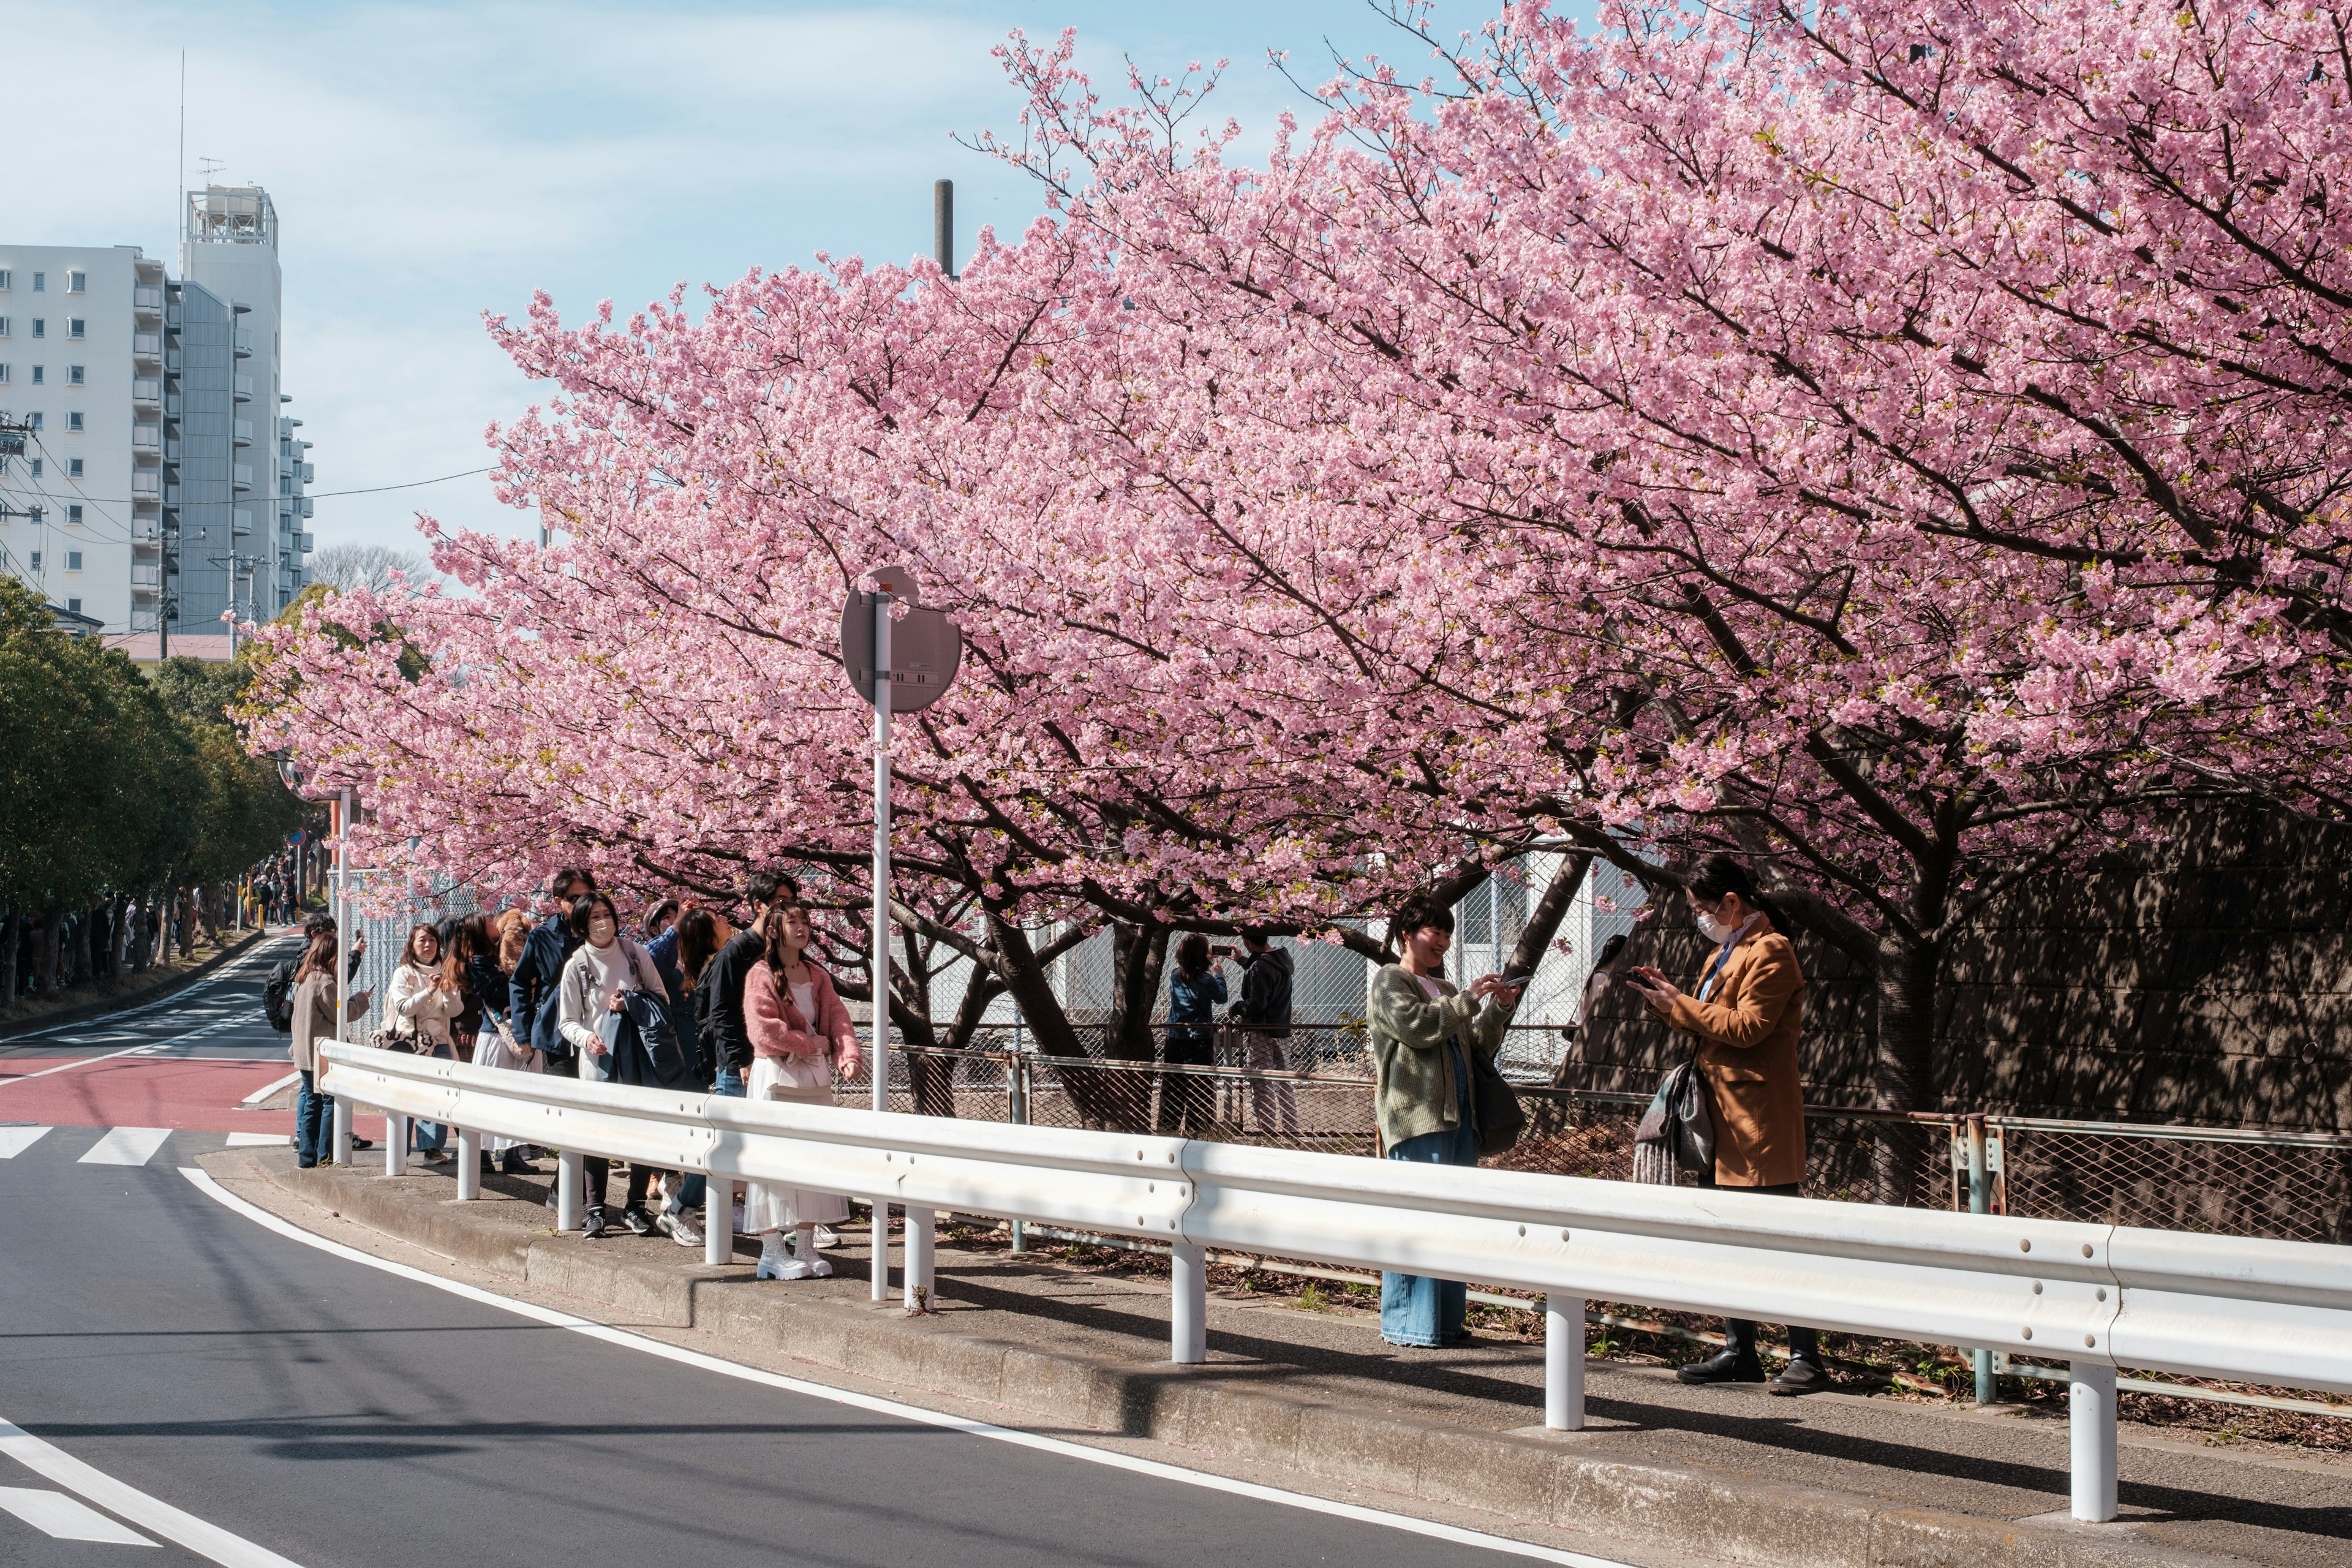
top-left (935, 179), bottom-right (956, 280)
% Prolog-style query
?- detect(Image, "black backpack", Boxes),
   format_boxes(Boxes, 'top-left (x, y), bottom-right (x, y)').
top-left (264, 961), bottom-right (297, 1033)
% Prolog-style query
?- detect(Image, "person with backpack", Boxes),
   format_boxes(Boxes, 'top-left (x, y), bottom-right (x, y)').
top-left (1623, 853), bottom-right (1819, 1395)
top-left (1230, 928), bottom-right (1297, 1137)
top-left (556, 891), bottom-right (673, 1238)
top-left (288, 928), bottom-right (373, 1168)
top-left (1367, 892), bottom-right (1521, 1349)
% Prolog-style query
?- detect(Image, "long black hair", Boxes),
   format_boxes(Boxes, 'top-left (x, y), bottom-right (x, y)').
top-left (1686, 854), bottom-right (1792, 932)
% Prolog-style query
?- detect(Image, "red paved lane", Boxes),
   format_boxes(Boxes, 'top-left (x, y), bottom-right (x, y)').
top-left (0, 1057), bottom-right (312, 1133)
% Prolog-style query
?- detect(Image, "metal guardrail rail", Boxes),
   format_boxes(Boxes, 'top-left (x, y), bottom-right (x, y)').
top-left (320, 1043), bottom-right (2352, 1525)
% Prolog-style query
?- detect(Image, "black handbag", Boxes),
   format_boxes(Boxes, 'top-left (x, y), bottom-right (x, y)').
top-left (1468, 1042), bottom-right (1527, 1157)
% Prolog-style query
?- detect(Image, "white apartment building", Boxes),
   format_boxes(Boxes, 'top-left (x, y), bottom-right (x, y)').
top-left (0, 183), bottom-right (315, 652)
top-left (0, 244), bottom-right (166, 632)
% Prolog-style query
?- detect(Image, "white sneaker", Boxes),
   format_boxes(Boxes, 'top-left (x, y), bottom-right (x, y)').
top-left (813, 1225), bottom-right (842, 1250)
top-left (660, 1212), bottom-right (704, 1249)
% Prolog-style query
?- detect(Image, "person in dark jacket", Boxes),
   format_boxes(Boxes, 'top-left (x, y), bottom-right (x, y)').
top-left (1231, 929), bottom-right (1298, 1137)
top-left (1159, 934), bottom-right (1227, 1138)
top-left (510, 867), bottom-right (595, 1069)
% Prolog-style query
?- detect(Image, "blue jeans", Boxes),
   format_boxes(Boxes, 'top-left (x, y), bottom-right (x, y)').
top-left (410, 1042), bottom-right (454, 1151)
top-left (673, 1066), bottom-right (746, 1215)
top-left (1379, 1121), bottom-right (1481, 1347)
top-left (295, 1071), bottom-right (331, 1167)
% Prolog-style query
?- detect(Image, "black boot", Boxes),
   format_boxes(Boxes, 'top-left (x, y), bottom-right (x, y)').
top-left (1766, 1325), bottom-right (1828, 1395)
top-left (1678, 1318), bottom-right (1766, 1384)
top-left (500, 1148), bottom-right (532, 1175)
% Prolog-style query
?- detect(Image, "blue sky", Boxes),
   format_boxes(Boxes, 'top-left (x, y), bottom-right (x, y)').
top-left (7, 1), bottom-right (1518, 559)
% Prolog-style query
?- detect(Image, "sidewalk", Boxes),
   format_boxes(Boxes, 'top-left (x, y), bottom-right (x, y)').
top-left (221, 1148), bottom-right (2349, 1568)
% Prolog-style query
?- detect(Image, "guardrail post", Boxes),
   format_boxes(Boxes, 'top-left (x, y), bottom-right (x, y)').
top-left (2069, 1360), bottom-right (2118, 1522)
top-left (870, 1202), bottom-right (890, 1302)
top-left (1545, 1294), bottom-right (1586, 1430)
top-left (904, 1205), bottom-right (935, 1309)
top-left (384, 1114), bottom-right (407, 1176)
top-left (331, 1098), bottom-right (352, 1166)
top-left (705, 1176), bottom-right (732, 1267)
top-left (1008, 1054), bottom-right (1028, 1254)
top-left (1967, 1115), bottom-right (1994, 1405)
top-left (455, 1128), bottom-right (480, 1200)
top-left (557, 1150), bottom-right (582, 1232)
top-left (1171, 1242), bottom-right (1207, 1363)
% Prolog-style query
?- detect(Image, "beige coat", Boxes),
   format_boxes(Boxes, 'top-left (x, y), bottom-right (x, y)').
top-left (289, 970), bottom-right (365, 1076)
top-left (1649, 918), bottom-right (1807, 1188)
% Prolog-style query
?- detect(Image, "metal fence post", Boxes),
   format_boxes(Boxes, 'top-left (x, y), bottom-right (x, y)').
top-left (706, 1176), bottom-right (733, 1266)
top-left (331, 1097), bottom-right (352, 1166)
top-left (905, 1204), bottom-right (935, 1309)
top-left (455, 1128), bottom-right (480, 1200)
top-left (1967, 1115), bottom-right (1995, 1404)
top-left (1009, 1053), bottom-right (1028, 1254)
top-left (1545, 1293), bottom-right (1586, 1430)
top-left (1171, 1242), bottom-right (1207, 1363)
top-left (871, 1201), bottom-right (891, 1302)
top-left (557, 1150), bottom-right (582, 1231)
top-left (2069, 1360), bottom-right (2119, 1522)
top-left (384, 1114), bottom-right (407, 1177)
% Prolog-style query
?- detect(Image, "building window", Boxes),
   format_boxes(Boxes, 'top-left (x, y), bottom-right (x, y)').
top-left (67, 551), bottom-right (82, 570)
top-left (29, 366), bottom-right (41, 385)
top-left (0, 317), bottom-right (9, 336)
top-left (0, 271), bottom-right (10, 289)
top-left (67, 271), bottom-right (85, 293)
top-left (29, 319), bottom-right (42, 339)
top-left (0, 365), bottom-right (9, 384)
top-left (67, 318), bottom-right (85, 340)
top-left (28, 459), bottom-right (42, 478)
top-left (67, 458), bottom-right (83, 478)
top-left (30, 273), bottom-right (43, 292)
top-left (67, 505), bottom-right (82, 524)
top-left (25, 412), bottom-right (40, 430)
top-left (67, 597), bottom-right (81, 614)
top-left (28, 552), bottom-right (39, 571)
top-left (67, 412), bottom-right (83, 432)
top-left (67, 365), bottom-right (83, 385)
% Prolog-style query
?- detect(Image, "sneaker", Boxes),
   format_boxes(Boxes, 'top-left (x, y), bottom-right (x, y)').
top-left (756, 1254), bottom-right (816, 1281)
top-left (350, 1137), bottom-right (375, 1151)
top-left (658, 1212), bottom-right (704, 1249)
top-left (813, 1225), bottom-right (842, 1250)
top-left (581, 1208), bottom-right (611, 1240)
top-left (620, 1207), bottom-right (657, 1237)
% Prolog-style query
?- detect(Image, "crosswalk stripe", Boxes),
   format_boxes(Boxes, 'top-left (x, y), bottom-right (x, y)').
top-left (0, 1126), bottom-right (51, 1159)
top-left (224, 1133), bottom-right (289, 1148)
top-left (77, 1128), bottom-right (174, 1167)
top-left (0, 1485), bottom-right (156, 1545)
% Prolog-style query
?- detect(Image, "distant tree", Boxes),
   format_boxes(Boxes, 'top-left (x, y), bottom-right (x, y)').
top-left (306, 543), bottom-right (430, 595)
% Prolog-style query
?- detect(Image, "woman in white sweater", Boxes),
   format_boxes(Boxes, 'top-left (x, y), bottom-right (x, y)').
top-left (385, 924), bottom-right (462, 1164)
top-left (556, 892), bottom-right (672, 1238)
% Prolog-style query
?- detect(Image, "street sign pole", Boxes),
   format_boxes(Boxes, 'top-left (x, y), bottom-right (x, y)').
top-left (870, 590), bottom-right (894, 1303)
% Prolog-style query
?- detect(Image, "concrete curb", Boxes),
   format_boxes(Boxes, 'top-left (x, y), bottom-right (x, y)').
top-left (260, 1158), bottom-right (2253, 1568)
top-left (0, 929), bottom-right (269, 1041)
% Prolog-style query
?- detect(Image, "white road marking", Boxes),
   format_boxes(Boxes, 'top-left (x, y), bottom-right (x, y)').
top-left (0, 1484), bottom-right (156, 1545)
top-left (0, 1126), bottom-right (51, 1159)
top-left (79, 1129), bottom-right (174, 1167)
top-left (183, 1169), bottom-right (1629, 1568)
top-left (1, 1044), bottom-right (170, 1088)
top-left (51, 1033), bottom-right (147, 1046)
top-left (0, 1420), bottom-right (301, 1566)
top-left (224, 1133), bottom-right (288, 1148)
top-left (238, 1072), bottom-right (301, 1107)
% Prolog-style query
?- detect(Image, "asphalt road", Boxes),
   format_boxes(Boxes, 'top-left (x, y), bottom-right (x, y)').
top-left (0, 937), bottom-right (1600, 1567)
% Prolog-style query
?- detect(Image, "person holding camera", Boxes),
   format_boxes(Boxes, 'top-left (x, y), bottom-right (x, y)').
top-left (1368, 893), bottom-right (1521, 1348)
top-left (1620, 853), bottom-right (1822, 1395)
top-left (1159, 934), bottom-right (1228, 1137)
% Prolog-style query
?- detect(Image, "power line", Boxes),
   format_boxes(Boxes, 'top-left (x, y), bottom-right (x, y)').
top-left (0, 464), bottom-right (495, 508)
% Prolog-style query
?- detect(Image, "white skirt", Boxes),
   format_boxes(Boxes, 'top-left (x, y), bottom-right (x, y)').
top-left (742, 1053), bottom-right (850, 1231)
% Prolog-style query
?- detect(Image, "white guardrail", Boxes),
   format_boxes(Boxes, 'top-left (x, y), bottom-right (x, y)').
top-left (319, 1044), bottom-right (2352, 1525)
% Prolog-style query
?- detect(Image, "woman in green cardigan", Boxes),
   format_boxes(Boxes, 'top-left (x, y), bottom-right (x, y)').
top-left (1367, 892), bottom-right (1520, 1347)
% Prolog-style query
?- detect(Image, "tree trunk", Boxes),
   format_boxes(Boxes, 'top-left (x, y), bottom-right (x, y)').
top-left (72, 907), bottom-right (96, 991)
top-left (34, 912), bottom-right (60, 999)
top-left (0, 909), bottom-right (18, 1013)
top-left (1869, 935), bottom-right (1941, 1207)
top-left (984, 913), bottom-right (1136, 1131)
top-left (1098, 921), bottom-right (1169, 1134)
top-left (108, 894), bottom-right (129, 978)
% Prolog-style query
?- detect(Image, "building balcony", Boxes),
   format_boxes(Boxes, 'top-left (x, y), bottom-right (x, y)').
top-left (233, 375), bottom-right (253, 402)
top-left (129, 472), bottom-right (162, 498)
top-left (133, 285), bottom-right (164, 318)
top-left (132, 377), bottom-right (162, 408)
top-left (232, 508), bottom-right (254, 537)
top-left (233, 328), bottom-right (253, 358)
top-left (233, 419), bottom-right (253, 448)
top-left (131, 564), bottom-right (161, 592)
top-left (232, 464), bottom-right (253, 492)
top-left (131, 522), bottom-right (161, 552)
top-left (132, 332), bottom-right (162, 364)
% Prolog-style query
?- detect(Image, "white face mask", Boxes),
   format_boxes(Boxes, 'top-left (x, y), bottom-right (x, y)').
top-left (1695, 908), bottom-right (1740, 945)
top-left (588, 918), bottom-right (616, 947)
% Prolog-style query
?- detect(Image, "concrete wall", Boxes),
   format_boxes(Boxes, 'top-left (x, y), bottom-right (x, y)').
top-left (1568, 809), bottom-right (2352, 1132)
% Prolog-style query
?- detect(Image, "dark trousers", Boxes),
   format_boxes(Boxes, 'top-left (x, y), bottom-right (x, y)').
top-left (581, 1157), bottom-right (654, 1217)
top-left (1156, 1030), bottom-right (1215, 1137)
top-left (1703, 1178), bottom-right (1820, 1365)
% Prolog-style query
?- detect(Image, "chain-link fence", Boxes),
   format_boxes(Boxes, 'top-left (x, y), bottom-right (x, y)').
top-left (334, 872), bottom-right (483, 1044)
